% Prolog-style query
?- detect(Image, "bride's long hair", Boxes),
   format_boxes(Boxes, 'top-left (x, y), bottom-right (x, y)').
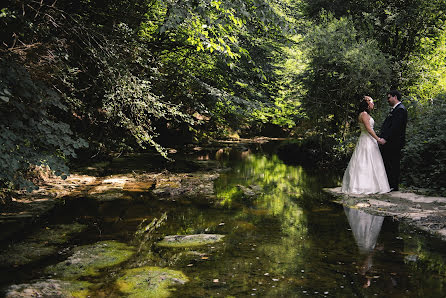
top-left (358, 98), bottom-right (370, 115)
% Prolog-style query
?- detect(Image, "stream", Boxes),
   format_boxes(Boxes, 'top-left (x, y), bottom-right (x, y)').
top-left (1, 141), bottom-right (446, 297)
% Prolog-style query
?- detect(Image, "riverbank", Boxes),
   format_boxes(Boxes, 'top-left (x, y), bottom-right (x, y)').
top-left (0, 166), bottom-right (222, 241)
top-left (324, 187), bottom-right (446, 241)
top-left (3, 172), bottom-right (446, 244)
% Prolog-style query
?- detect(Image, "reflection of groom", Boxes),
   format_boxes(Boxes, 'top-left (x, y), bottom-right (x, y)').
top-left (378, 90), bottom-right (408, 191)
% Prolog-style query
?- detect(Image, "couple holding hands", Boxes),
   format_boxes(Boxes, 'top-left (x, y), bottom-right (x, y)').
top-left (342, 90), bottom-right (408, 194)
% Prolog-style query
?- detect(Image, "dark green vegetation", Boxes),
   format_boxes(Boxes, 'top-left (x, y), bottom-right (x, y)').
top-left (1, 0), bottom-right (445, 194)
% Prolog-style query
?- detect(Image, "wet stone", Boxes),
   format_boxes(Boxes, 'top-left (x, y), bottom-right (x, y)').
top-left (45, 240), bottom-right (134, 279)
top-left (157, 234), bottom-right (225, 248)
top-left (115, 266), bottom-right (188, 298)
top-left (4, 279), bottom-right (91, 298)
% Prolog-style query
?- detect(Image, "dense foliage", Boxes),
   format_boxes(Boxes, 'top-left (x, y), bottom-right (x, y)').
top-left (0, 0), bottom-right (292, 190)
top-left (1, 0), bottom-right (445, 193)
top-left (0, 60), bottom-right (88, 191)
top-left (402, 94), bottom-right (446, 193)
top-left (302, 15), bottom-right (391, 133)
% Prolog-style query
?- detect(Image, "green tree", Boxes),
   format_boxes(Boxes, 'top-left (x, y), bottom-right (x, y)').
top-left (301, 0), bottom-right (446, 88)
top-left (301, 15), bottom-right (391, 133)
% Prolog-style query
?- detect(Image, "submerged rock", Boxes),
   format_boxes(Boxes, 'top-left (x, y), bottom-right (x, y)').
top-left (0, 242), bottom-right (57, 267)
top-left (28, 223), bottom-right (87, 245)
top-left (45, 240), bottom-right (134, 279)
top-left (4, 279), bottom-right (91, 298)
top-left (152, 172), bottom-right (219, 199)
top-left (0, 223), bottom-right (87, 267)
top-left (157, 234), bottom-right (225, 248)
top-left (236, 184), bottom-right (262, 198)
top-left (115, 266), bottom-right (188, 298)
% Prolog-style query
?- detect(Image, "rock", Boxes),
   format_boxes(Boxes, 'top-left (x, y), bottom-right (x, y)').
top-left (157, 234), bottom-right (225, 248)
top-left (88, 191), bottom-right (127, 201)
top-left (236, 185), bottom-right (262, 198)
top-left (45, 240), bottom-right (134, 279)
top-left (4, 279), bottom-right (91, 297)
top-left (116, 266), bottom-right (188, 298)
top-left (355, 202), bottom-right (371, 208)
top-left (237, 185), bottom-right (256, 197)
top-left (323, 187), bottom-right (446, 241)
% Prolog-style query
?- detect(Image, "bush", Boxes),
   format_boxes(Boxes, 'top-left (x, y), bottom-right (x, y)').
top-left (401, 94), bottom-right (446, 194)
top-left (0, 59), bottom-right (88, 191)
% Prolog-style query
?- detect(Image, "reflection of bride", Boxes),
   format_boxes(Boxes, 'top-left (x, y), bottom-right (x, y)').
top-left (344, 207), bottom-right (384, 288)
top-left (344, 207), bottom-right (384, 253)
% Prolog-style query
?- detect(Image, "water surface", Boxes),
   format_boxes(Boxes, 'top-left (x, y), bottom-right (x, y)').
top-left (1, 143), bottom-right (446, 297)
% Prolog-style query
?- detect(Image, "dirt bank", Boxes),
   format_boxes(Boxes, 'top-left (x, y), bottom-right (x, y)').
top-left (324, 187), bottom-right (446, 241)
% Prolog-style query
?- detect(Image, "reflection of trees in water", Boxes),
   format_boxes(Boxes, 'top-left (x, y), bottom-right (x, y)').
top-left (215, 153), bottom-right (311, 253)
top-left (215, 154), bottom-right (313, 233)
top-left (401, 227), bottom-right (446, 277)
top-left (215, 154), bottom-right (320, 209)
top-left (215, 153), bottom-right (328, 290)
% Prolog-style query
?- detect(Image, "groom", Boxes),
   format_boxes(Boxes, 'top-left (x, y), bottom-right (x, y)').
top-left (378, 90), bottom-right (408, 191)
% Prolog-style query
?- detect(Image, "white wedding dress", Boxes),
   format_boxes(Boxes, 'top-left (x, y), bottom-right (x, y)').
top-left (341, 117), bottom-right (390, 194)
top-left (344, 206), bottom-right (384, 253)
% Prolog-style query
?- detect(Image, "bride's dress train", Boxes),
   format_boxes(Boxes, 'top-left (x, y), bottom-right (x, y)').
top-left (342, 117), bottom-right (390, 194)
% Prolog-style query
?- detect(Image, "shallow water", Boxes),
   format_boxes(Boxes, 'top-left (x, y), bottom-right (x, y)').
top-left (1, 143), bottom-right (446, 297)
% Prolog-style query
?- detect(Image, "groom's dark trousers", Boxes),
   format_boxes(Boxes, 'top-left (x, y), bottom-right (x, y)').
top-left (379, 103), bottom-right (408, 190)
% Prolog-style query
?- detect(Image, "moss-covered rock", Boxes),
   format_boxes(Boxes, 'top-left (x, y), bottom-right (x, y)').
top-left (115, 266), bottom-right (188, 298)
top-left (45, 240), bottom-right (134, 279)
top-left (4, 279), bottom-right (91, 298)
top-left (157, 234), bottom-right (225, 248)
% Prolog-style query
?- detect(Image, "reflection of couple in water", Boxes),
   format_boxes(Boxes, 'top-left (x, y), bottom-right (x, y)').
top-left (344, 207), bottom-right (384, 288)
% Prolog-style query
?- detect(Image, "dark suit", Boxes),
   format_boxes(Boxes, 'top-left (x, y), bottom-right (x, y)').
top-left (379, 102), bottom-right (408, 190)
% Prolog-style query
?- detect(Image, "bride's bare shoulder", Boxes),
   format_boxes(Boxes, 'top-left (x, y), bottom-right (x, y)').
top-left (358, 111), bottom-right (369, 122)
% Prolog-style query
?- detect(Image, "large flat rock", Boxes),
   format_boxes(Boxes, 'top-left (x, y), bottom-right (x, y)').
top-left (324, 187), bottom-right (446, 241)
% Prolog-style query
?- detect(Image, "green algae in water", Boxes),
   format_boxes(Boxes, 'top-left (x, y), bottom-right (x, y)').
top-left (45, 240), bottom-right (134, 279)
top-left (115, 266), bottom-right (188, 298)
top-left (5, 279), bottom-right (92, 298)
top-left (156, 234), bottom-right (225, 248)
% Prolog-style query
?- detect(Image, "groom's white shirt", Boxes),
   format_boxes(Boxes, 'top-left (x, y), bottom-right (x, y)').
top-left (392, 102), bottom-right (401, 110)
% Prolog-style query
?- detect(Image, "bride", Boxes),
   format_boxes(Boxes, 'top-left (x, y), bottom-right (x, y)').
top-left (341, 96), bottom-right (390, 194)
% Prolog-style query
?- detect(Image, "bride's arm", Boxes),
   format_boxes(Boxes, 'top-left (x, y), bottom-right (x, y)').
top-left (359, 112), bottom-right (381, 142)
